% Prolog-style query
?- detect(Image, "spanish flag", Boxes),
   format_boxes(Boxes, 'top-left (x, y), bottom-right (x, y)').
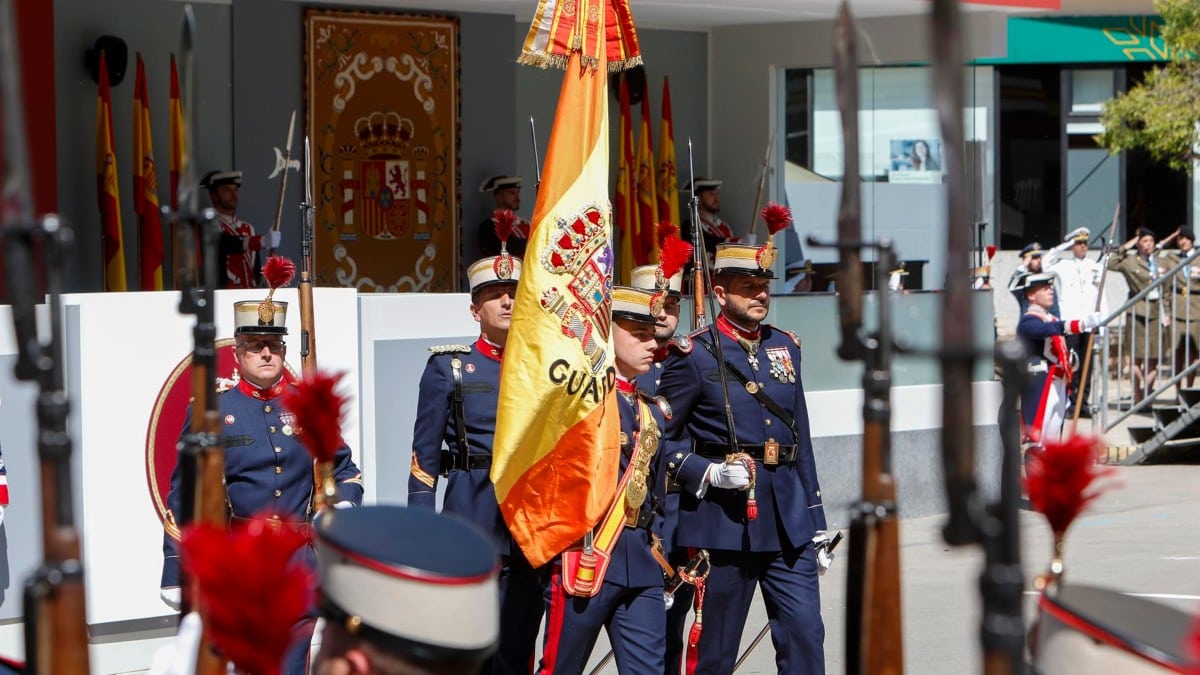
top-left (496, 0), bottom-right (640, 567)
top-left (656, 77), bottom-right (680, 229)
top-left (133, 54), bottom-right (164, 291)
top-left (634, 89), bottom-right (658, 265)
top-left (169, 53), bottom-right (184, 212)
top-left (615, 76), bottom-right (636, 284)
top-left (96, 51), bottom-right (127, 291)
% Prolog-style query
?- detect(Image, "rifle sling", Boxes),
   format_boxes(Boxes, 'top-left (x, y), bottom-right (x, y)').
top-left (451, 357), bottom-right (470, 471)
top-left (694, 334), bottom-right (798, 440)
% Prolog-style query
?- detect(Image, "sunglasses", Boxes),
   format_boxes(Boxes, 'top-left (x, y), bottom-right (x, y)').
top-left (237, 339), bottom-right (286, 354)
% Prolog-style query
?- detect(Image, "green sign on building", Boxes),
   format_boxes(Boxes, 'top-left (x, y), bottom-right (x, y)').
top-left (979, 16), bottom-right (1172, 65)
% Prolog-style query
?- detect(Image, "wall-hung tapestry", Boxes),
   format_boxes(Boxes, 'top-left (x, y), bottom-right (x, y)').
top-left (305, 10), bottom-right (460, 291)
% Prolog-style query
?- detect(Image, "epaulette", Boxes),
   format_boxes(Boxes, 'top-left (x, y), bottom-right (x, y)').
top-left (637, 391), bottom-right (673, 420)
top-left (668, 334), bottom-right (693, 354)
top-left (429, 344), bottom-right (472, 355)
top-left (779, 327), bottom-right (803, 349)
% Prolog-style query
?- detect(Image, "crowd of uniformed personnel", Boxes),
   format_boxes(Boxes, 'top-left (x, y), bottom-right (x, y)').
top-left (147, 172), bottom-right (832, 675)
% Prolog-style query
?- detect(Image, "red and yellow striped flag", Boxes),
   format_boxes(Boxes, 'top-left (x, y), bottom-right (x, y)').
top-left (634, 91), bottom-right (658, 266)
top-left (615, 76), bottom-right (636, 284)
top-left (133, 54), bottom-right (164, 290)
top-left (96, 51), bottom-right (127, 291)
top-left (169, 53), bottom-right (183, 212)
top-left (494, 0), bottom-right (640, 568)
top-left (656, 77), bottom-right (680, 229)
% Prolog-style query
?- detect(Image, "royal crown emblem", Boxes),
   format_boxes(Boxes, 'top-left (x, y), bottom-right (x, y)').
top-left (538, 203), bottom-right (614, 374)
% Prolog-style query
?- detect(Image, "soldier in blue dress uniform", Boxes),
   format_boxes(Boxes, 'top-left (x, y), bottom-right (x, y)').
top-left (657, 242), bottom-right (833, 675)
top-left (160, 294), bottom-right (364, 675)
top-left (629, 255), bottom-right (691, 675)
top-left (536, 286), bottom-right (673, 675)
top-left (408, 251), bottom-right (544, 675)
top-left (1015, 272), bottom-right (1102, 444)
top-left (313, 505), bottom-right (501, 675)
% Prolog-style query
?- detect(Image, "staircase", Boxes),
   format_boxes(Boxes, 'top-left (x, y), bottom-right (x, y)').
top-left (1088, 252), bottom-right (1200, 465)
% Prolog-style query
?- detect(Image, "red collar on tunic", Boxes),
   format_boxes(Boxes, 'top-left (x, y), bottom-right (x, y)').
top-left (476, 335), bottom-right (504, 362)
top-left (615, 376), bottom-right (636, 395)
top-left (238, 376), bottom-right (286, 401)
top-left (717, 314), bottom-right (761, 342)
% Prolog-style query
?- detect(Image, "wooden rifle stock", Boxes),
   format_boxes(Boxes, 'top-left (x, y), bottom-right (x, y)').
top-left (831, 5), bottom-right (903, 673)
top-left (2, 1), bottom-right (92, 669)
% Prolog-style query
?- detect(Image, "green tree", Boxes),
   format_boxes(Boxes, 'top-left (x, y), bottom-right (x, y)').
top-left (1097, 0), bottom-right (1200, 173)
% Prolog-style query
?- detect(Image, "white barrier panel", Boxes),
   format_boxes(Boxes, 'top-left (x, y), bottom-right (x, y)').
top-left (65, 288), bottom-right (359, 625)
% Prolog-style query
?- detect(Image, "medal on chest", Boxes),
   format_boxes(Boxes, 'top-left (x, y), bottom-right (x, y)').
top-left (279, 411), bottom-right (296, 436)
top-left (766, 346), bottom-right (796, 383)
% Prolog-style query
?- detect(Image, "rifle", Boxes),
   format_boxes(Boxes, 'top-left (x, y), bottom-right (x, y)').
top-left (687, 138), bottom-right (707, 330)
top-left (299, 136), bottom-right (337, 511)
top-left (267, 110), bottom-right (298, 259)
top-left (2, 3), bottom-right (92, 670)
top-left (1070, 205), bottom-right (1119, 433)
top-left (805, 5), bottom-right (904, 673)
top-left (171, 8), bottom-right (228, 674)
top-left (932, 0), bottom-right (1024, 672)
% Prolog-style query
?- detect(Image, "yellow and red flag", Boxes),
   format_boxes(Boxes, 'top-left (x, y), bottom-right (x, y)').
top-left (634, 91), bottom-right (658, 266)
top-left (615, 76), bottom-right (636, 284)
top-left (169, 53), bottom-right (184, 212)
top-left (133, 54), bottom-right (164, 290)
top-left (496, 0), bottom-right (641, 567)
top-left (96, 51), bottom-right (127, 291)
top-left (656, 77), bottom-right (680, 230)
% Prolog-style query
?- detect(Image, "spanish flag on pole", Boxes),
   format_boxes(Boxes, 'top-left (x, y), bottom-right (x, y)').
top-left (615, 76), bottom-right (636, 284)
top-left (634, 90), bottom-right (658, 266)
top-left (169, 53), bottom-right (184, 212)
top-left (656, 77), bottom-right (680, 229)
top-left (97, 51), bottom-right (127, 291)
top-left (495, 0), bottom-right (641, 567)
top-left (133, 54), bottom-right (164, 290)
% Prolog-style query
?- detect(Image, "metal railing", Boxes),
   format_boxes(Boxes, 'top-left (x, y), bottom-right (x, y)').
top-left (1082, 250), bottom-right (1200, 436)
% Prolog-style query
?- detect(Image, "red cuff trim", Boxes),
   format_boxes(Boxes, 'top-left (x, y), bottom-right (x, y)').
top-left (249, 235), bottom-right (264, 252)
top-left (0, 482), bottom-right (9, 505)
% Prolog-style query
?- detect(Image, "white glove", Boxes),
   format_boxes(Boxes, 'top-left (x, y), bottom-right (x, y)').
top-left (148, 611), bottom-right (202, 675)
top-left (812, 531), bottom-right (834, 576)
top-left (333, 500), bottom-right (354, 510)
top-left (0, 505), bottom-right (5, 528)
top-left (1082, 311), bottom-right (1104, 331)
top-left (265, 230), bottom-right (281, 249)
top-left (160, 586), bottom-right (182, 611)
top-left (705, 461), bottom-right (750, 490)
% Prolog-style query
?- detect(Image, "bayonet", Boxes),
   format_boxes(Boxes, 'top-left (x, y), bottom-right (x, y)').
top-left (530, 115), bottom-right (542, 191)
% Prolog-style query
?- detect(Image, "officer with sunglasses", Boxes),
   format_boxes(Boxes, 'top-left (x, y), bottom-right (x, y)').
top-left (160, 294), bottom-right (363, 675)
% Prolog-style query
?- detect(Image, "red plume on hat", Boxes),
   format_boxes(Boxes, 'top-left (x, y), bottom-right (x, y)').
top-left (262, 255), bottom-right (296, 304)
top-left (985, 244), bottom-right (997, 262)
top-left (1024, 435), bottom-right (1113, 537)
top-left (181, 518), bottom-right (314, 675)
top-left (493, 209), bottom-right (518, 255)
top-left (658, 229), bottom-right (692, 283)
top-left (656, 221), bottom-right (681, 252)
top-left (282, 369), bottom-right (349, 465)
top-left (761, 203), bottom-right (792, 237)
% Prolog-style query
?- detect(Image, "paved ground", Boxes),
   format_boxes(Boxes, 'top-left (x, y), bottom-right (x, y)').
top-left (579, 464), bottom-right (1200, 674)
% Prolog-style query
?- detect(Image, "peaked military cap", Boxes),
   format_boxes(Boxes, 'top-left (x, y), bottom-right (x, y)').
top-left (1064, 227), bottom-right (1090, 245)
top-left (612, 286), bottom-right (666, 326)
top-left (1020, 242), bottom-right (1045, 259)
top-left (467, 255), bottom-right (522, 295)
top-left (479, 176), bottom-right (522, 193)
top-left (684, 177), bottom-right (721, 194)
top-left (713, 243), bottom-right (776, 279)
top-left (233, 300), bottom-right (288, 336)
top-left (1015, 271), bottom-right (1055, 291)
top-left (630, 264), bottom-right (683, 297)
top-left (200, 170), bottom-right (242, 190)
top-left (315, 505), bottom-right (500, 664)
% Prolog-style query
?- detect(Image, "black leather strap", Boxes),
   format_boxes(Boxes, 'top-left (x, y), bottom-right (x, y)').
top-left (695, 334), bottom-right (798, 439)
top-left (439, 450), bottom-right (492, 473)
top-left (450, 356), bottom-right (470, 473)
top-left (696, 441), bottom-right (798, 464)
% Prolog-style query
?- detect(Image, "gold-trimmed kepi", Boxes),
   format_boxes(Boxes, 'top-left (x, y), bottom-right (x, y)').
top-left (612, 285), bottom-right (663, 326)
top-left (236, 256), bottom-right (295, 335)
top-left (468, 255), bottom-right (523, 295)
